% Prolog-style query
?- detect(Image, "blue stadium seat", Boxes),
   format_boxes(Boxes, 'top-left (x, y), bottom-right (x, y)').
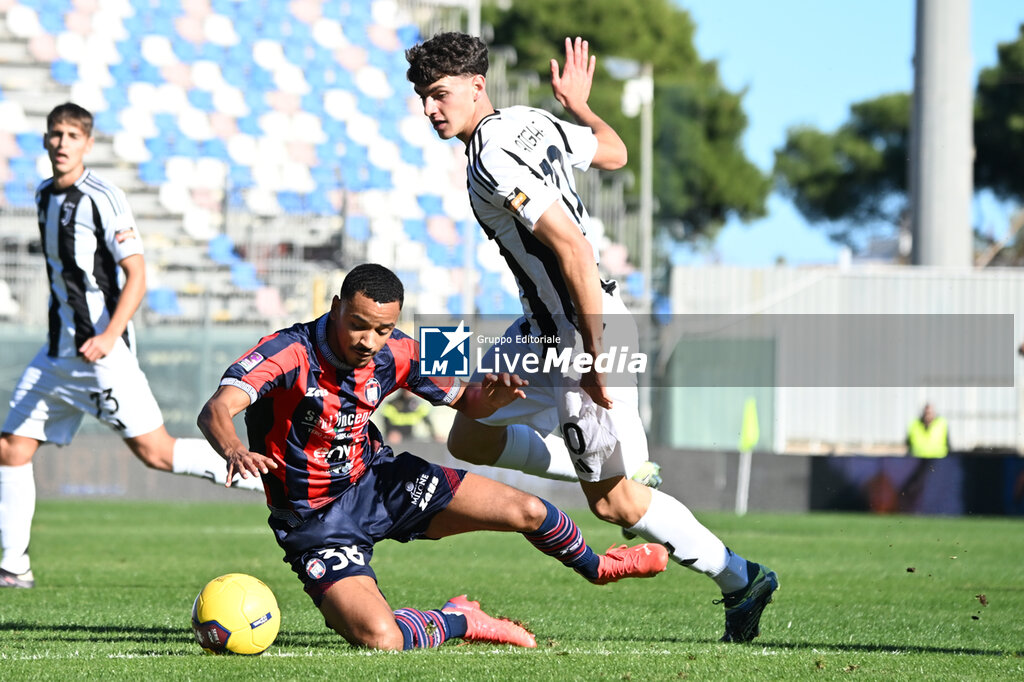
top-left (400, 143), bottom-right (424, 166)
top-left (137, 160), bottom-right (167, 185)
top-left (208, 233), bottom-right (240, 265)
top-left (237, 115), bottom-right (262, 136)
top-left (200, 138), bottom-right (230, 161)
top-left (345, 215), bottom-right (370, 242)
top-left (146, 288), bottom-right (182, 316)
top-left (417, 195), bottom-right (444, 216)
top-left (188, 90), bottom-right (215, 112)
top-left (396, 25), bottom-right (421, 47)
top-left (228, 164), bottom-right (253, 189)
top-left (171, 36), bottom-right (199, 63)
top-left (367, 167), bottom-right (391, 190)
top-left (171, 135), bottom-right (201, 158)
top-left (37, 8), bottom-right (66, 35)
top-left (231, 261), bottom-right (263, 290)
top-left (277, 191), bottom-right (303, 214)
top-left (51, 61), bottom-right (78, 86)
top-left (9, 157), bottom-right (37, 177)
top-left (446, 294), bottom-right (462, 316)
top-left (15, 133), bottom-right (39, 154)
top-left (403, 219), bottom-right (428, 242)
top-left (227, 188), bottom-right (247, 208)
top-left (625, 271), bottom-right (645, 299)
top-left (3, 182), bottom-right (35, 208)
top-left (93, 109), bottom-right (121, 135)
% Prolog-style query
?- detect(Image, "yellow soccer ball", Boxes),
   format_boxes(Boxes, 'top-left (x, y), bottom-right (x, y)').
top-left (191, 573), bottom-right (281, 655)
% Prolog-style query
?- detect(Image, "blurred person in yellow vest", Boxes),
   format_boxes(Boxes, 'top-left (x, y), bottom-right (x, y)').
top-left (906, 403), bottom-right (950, 459)
top-left (382, 391), bottom-right (439, 444)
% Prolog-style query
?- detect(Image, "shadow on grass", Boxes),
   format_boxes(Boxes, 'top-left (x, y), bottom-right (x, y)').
top-left (724, 638), bottom-right (1022, 658)
top-left (0, 621), bottom-right (341, 650)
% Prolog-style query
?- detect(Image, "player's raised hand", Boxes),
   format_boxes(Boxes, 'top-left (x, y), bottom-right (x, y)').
top-left (550, 36), bottom-right (596, 113)
top-left (479, 372), bottom-right (528, 409)
top-left (222, 444), bottom-right (277, 488)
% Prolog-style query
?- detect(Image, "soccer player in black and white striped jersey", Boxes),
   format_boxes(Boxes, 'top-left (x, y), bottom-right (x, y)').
top-left (408, 35), bottom-right (778, 641)
top-left (0, 103), bottom-right (260, 590)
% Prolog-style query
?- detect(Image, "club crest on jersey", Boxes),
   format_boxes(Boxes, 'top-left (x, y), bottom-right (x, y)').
top-left (506, 187), bottom-right (530, 213)
top-left (305, 558), bottom-right (327, 580)
top-left (238, 351), bottom-right (264, 372)
top-left (60, 200), bottom-right (75, 226)
top-left (364, 378), bottom-right (381, 406)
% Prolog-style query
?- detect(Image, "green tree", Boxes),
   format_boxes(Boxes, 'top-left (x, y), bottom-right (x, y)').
top-left (482, 0), bottom-right (769, 241)
top-left (773, 94), bottom-right (911, 247)
top-left (774, 24), bottom-right (1024, 251)
top-left (975, 25), bottom-right (1024, 200)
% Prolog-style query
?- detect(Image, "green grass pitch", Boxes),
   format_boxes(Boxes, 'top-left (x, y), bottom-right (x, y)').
top-left (1, 500), bottom-right (1022, 680)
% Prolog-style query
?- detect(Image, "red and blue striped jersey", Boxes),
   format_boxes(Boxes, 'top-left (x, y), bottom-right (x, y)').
top-left (220, 314), bottom-right (460, 522)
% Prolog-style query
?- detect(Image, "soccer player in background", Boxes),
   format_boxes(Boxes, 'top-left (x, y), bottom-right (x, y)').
top-left (406, 34), bottom-right (778, 642)
top-left (0, 103), bottom-right (261, 590)
top-left (197, 263), bottom-right (669, 650)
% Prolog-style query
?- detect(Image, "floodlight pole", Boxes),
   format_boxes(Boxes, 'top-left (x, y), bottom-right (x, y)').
top-left (638, 62), bottom-right (654, 314)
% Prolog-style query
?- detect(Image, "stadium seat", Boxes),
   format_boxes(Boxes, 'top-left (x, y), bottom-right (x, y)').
top-left (146, 287), bottom-right (182, 316)
top-left (208, 233), bottom-right (240, 265)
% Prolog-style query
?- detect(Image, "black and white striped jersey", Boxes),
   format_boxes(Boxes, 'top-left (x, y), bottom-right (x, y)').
top-left (35, 169), bottom-right (144, 358)
top-left (465, 105), bottom-right (600, 340)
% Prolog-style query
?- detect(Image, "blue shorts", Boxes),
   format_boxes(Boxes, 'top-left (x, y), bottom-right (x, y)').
top-left (275, 450), bottom-right (466, 607)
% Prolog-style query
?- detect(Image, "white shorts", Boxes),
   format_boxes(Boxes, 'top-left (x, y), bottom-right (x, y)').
top-left (475, 288), bottom-right (649, 483)
top-left (2, 340), bottom-right (164, 444)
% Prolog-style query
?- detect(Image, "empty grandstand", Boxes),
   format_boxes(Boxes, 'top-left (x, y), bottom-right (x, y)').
top-left (0, 0), bottom-right (643, 326)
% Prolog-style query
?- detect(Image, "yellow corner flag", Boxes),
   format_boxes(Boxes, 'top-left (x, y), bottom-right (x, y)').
top-left (739, 397), bottom-right (760, 452)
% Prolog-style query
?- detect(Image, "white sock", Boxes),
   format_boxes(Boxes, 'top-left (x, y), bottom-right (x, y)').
top-left (0, 463), bottom-right (36, 575)
top-left (172, 438), bottom-right (263, 492)
top-left (626, 489), bottom-right (748, 592)
top-left (493, 424), bottom-right (579, 482)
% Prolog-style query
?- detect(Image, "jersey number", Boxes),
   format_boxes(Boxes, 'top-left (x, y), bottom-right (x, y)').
top-left (318, 546), bottom-right (366, 570)
top-left (539, 145), bottom-right (584, 219)
top-left (90, 388), bottom-right (126, 432)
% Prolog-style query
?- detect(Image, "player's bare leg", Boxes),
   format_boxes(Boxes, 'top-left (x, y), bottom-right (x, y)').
top-left (320, 575), bottom-right (406, 649)
top-left (447, 414), bottom-right (505, 466)
top-left (578, 475), bottom-right (652, 528)
top-left (318, 574), bottom-right (536, 649)
top-left (126, 426), bottom-right (262, 491)
top-left (124, 425), bottom-right (176, 470)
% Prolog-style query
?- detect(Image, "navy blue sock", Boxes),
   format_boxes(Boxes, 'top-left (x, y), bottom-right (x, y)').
top-left (523, 498), bottom-right (600, 580)
top-left (393, 608), bottom-right (463, 649)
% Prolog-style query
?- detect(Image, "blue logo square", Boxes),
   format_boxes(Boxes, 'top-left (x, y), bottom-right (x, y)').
top-left (419, 322), bottom-right (471, 377)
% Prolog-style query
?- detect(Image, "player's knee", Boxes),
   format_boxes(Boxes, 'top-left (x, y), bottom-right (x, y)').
top-left (126, 441), bottom-right (173, 471)
top-left (588, 494), bottom-right (645, 527)
top-left (512, 494), bottom-right (550, 532)
top-left (447, 419), bottom-right (502, 466)
top-left (0, 435), bottom-right (37, 466)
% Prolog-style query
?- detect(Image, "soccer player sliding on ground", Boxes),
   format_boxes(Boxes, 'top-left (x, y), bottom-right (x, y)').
top-left (198, 264), bottom-right (668, 650)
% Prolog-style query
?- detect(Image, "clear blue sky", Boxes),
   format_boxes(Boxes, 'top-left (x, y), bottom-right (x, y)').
top-left (675, 0), bottom-right (1024, 266)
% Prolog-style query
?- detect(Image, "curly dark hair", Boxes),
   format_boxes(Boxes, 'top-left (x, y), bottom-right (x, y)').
top-left (47, 102), bottom-right (93, 136)
top-left (406, 32), bottom-right (488, 88)
top-left (340, 263), bottom-right (404, 308)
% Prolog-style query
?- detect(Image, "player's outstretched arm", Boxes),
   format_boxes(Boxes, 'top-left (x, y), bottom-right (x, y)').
top-left (550, 36), bottom-right (627, 171)
top-left (452, 372), bottom-right (528, 419)
top-left (197, 385), bottom-right (277, 485)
